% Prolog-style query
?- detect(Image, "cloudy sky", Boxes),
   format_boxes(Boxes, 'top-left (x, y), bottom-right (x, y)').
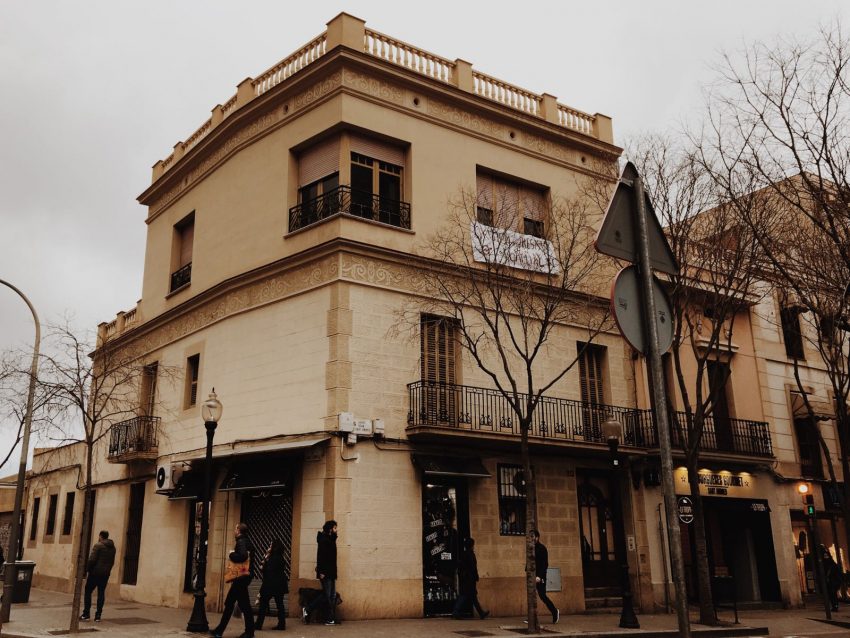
top-left (0, 0), bottom-right (847, 469)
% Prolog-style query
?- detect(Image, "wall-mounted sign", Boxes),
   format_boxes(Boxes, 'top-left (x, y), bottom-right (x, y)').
top-left (677, 496), bottom-right (694, 524)
top-left (674, 468), bottom-right (756, 498)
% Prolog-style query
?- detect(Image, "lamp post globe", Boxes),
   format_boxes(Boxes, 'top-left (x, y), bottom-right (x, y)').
top-left (187, 390), bottom-right (223, 632)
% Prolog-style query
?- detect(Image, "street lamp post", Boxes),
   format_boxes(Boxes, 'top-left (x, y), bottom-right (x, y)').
top-left (602, 419), bottom-right (640, 629)
top-left (0, 280), bottom-right (40, 627)
top-left (798, 483), bottom-right (832, 619)
top-left (187, 390), bottom-right (223, 633)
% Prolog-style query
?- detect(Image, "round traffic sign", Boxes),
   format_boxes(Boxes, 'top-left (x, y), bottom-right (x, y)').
top-left (611, 266), bottom-right (674, 355)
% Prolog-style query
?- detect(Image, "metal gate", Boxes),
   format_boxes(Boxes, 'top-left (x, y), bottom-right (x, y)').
top-left (240, 489), bottom-right (293, 614)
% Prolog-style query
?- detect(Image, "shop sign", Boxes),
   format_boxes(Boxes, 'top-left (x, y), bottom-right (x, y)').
top-left (677, 496), bottom-right (694, 524)
top-left (674, 467), bottom-right (755, 497)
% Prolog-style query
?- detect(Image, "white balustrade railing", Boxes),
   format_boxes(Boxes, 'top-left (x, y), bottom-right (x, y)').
top-left (153, 21), bottom-right (604, 181)
top-left (472, 71), bottom-right (541, 117)
top-left (184, 117), bottom-right (213, 153)
top-left (254, 33), bottom-right (328, 97)
top-left (364, 29), bottom-right (454, 84)
top-left (557, 104), bottom-right (595, 136)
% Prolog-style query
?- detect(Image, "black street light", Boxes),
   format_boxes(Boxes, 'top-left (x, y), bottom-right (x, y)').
top-left (187, 389), bottom-right (223, 633)
top-left (602, 419), bottom-right (640, 629)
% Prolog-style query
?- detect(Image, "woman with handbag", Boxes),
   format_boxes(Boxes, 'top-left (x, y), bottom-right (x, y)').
top-left (256, 538), bottom-right (288, 630)
top-left (211, 523), bottom-right (255, 638)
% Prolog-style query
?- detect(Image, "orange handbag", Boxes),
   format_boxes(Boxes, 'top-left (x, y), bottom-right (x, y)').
top-left (224, 556), bottom-right (251, 583)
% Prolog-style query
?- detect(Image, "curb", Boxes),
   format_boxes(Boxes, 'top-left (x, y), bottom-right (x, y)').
top-left (549, 627), bottom-right (769, 638)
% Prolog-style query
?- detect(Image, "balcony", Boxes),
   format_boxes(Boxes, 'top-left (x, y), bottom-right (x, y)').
top-left (170, 262), bottom-right (192, 292)
top-left (107, 416), bottom-right (160, 463)
top-left (407, 380), bottom-right (655, 447)
top-left (406, 381), bottom-right (774, 458)
top-left (672, 412), bottom-right (773, 457)
top-left (289, 185), bottom-right (411, 232)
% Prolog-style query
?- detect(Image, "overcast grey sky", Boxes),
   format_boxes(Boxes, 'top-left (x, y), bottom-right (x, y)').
top-left (0, 0), bottom-right (847, 470)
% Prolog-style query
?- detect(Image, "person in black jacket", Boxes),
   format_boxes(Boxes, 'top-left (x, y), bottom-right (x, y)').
top-left (452, 537), bottom-right (489, 620)
top-left (80, 530), bottom-right (116, 622)
top-left (302, 520), bottom-right (338, 625)
top-left (532, 530), bottom-right (559, 624)
top-left (211, 523), bottom-right (255, 638)
top-left (256, 538), bottom-right (288, 630)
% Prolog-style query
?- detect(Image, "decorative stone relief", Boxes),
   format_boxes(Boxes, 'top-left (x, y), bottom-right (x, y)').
top-left (127, 255), bottom-right (340, 356)
top-left (520, 131), bottom-right (576, 164)
top-left (342, 69), bottom-right (404, 104)
top-left (293, 71), bottom-right (343, 110)
top-left (426, 98), bottom-right (507, 138)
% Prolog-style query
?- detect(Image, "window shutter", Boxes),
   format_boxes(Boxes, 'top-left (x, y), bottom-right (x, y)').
top-left (350, 134), bottom-right (404, 167)
top-left (521, 186), bottom-right (546, 222)
top-left (299, 137), bottom-right (341, 186)
top-left (179, 222), bottom-right (194, 267)
top-left (477, 173), bottom-right (493, 211)
top-left (493, 177), bottom-right (519, 228)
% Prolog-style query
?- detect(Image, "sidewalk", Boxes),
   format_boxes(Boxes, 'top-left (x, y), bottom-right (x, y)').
top-left (1, 588), bottom-right (849, 638)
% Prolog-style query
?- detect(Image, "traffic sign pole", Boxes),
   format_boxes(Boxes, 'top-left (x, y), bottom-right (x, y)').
top-left (633, 174), bottom-right (691, 637)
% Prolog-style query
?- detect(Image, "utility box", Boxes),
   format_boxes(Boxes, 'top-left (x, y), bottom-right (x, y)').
top-left (11, 561), bottom-right (35, 603)
top-left (546, 567), bottom-right (561, 592)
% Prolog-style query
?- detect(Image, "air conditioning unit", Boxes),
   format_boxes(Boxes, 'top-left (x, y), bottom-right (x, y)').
top-left (155, 463), bottom-right (181, 493)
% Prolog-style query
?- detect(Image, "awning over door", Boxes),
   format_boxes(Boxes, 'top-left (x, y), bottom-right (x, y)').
top-left (412, 453), bottom-right (491, 478)
top-left (220, 459), bottom-right (291, 492)
top-left (791, 393), bottom-right (834, 420)
top-left (168, 471), bottom-right (205, 500)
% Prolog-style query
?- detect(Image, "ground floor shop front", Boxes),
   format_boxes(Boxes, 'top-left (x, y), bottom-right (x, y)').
top-left (23, 437), bottom-right (662, 619)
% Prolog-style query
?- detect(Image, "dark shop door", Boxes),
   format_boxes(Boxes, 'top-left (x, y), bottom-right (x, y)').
top-left (577, 472), bottom-right (621, 592)
top-left (240, 489), bottom-right (293, 613)
top-left (422, 478), bottom-right (470, 617)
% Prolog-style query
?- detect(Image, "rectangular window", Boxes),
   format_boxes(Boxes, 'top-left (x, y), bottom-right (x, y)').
top-left (170, 213), bottom-right (195, 292)
top-left (578, 342), bottom-right (607, 439)
top-left (141, 362), bottom-right (158, 417)
top-left (45, 494), bottom-right (58, 536)
top-left (350, 152), bottom-right (404, 225)
top-left (794, 417), bottom-right (824, 478)
top-left (62, 492), bottom-right (75, 536)
top-left (707, 361), bottom-right (734, 451)
top-left (29, 497), bottom-right (40, 541)
top-left (185, 354), bottom-right (200, 408)
top-left (476, 171), bottom-right (547, 234)
top-left (420, 315), bottom-right (459, 423)
top-left (780, 306), bottom-right (805, 360)
top-left (122, 482), bottom-right (146, 585)
top-left (476, 206), bottom-right (494, 226)
top-left (498, 464), bottom-right (526, 536)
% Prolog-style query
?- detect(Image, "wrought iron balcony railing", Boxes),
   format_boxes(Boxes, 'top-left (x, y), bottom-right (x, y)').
top-left (170, 262), bottom-right (192, 292)
top-left (407, 380), bottom-right (774, 457)
top-left (108, 415), bottom-right (160, 462)
top-left (289, 185), bottom-right (411, 232)
top-left (407, 380), bottom-right (656, 446)
top-left (671, 412), bottom-right (773, 457)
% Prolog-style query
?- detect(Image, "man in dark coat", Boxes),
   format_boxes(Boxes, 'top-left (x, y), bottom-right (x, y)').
top-left (452, 537), bottom-right (489, 619)
top-left (211, 523), bottom-right (255, 638)
top-left (256, 538), bottom-right (288, 630)
top-left (532, 530), bottom-right (559, 624)
top-left (302, 520), bottom-right (338, 625)
top-left (80, 530), bottom-right (116, 622)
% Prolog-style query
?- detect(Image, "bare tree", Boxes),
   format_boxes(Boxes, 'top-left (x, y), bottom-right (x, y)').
top-left (34, 320), bottom-right (175, 632)
top-left (401, 174), bottom-right (615, 631)
top-left (701, 21), bottom-right (850, 582)
top-left (629, 134), bottom-right (768, 624)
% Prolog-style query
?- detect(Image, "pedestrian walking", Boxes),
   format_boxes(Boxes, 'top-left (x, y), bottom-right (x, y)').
top-left (821, 545), bottom-right (841, 611)
top-left (80, 530), bottom-right (116, 622)
top-left (302, 520), bottom-right (338, 626)
top-left (452, 537), bottom-right (489, 620)
top-left (211, 523), bottom-right (255, 638)
top-left (532, 530), bottom-right (559, 624)
top-left (256, 538), bottom-right (288, 631)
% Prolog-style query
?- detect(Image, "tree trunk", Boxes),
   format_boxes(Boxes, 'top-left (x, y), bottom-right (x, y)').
top-left (688, 461), bottom-right (715, 625)
top-left (69, 445), bottom-right (93, 632)
top-left (521, 421), bottom-right (539, 633)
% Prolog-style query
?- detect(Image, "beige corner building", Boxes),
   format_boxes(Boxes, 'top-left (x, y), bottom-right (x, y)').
top-left (21, 13), bottom-right (809, 621)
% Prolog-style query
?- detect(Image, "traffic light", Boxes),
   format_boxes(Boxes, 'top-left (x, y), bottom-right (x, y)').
top-left (804, 494), bottom-right (816, 517)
